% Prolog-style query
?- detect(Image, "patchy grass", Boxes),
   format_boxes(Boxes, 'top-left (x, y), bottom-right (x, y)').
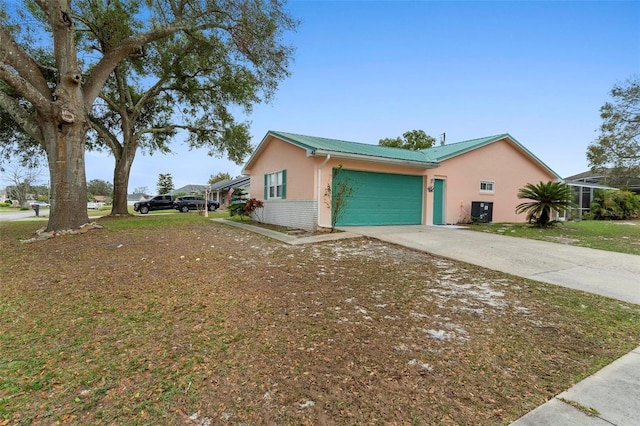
top-left (1, 215), bottom-right (639, 425)
top-left (468, 219), bottom-right (640, 255)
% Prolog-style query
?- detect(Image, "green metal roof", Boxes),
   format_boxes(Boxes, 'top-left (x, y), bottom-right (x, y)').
top-left (244, 131), bottom-right (560, 179)
top-left (267, 131), bottom-right (437, 165)
top-left (421, 134), bottom-right (509, 161)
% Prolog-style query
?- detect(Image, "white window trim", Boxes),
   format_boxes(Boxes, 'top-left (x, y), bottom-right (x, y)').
top-left (267, 171), bottom-right (284, 199)
top-left (480, 180), bottom-right (495, 193)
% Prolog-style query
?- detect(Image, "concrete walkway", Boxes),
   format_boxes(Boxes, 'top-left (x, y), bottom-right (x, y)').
top-left (216, 220), bottom-right (640, 425)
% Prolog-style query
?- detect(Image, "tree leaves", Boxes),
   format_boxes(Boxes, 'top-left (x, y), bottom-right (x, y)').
top-left (379, 130), bottom-right (436, 150)
top-left (516, 181), bottom-right (576, 226)
top-left (587, 76), bottom-right (640, 188)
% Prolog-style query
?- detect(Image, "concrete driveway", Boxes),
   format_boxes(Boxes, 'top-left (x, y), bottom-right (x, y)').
top-left (343, 225), bottom-right (640, 305)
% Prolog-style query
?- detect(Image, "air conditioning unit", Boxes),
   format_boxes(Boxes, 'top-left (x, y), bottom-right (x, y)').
top-left (471, 201), bottom-right (493, 223)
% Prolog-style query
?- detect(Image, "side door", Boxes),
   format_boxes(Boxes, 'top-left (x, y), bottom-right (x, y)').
top-left (161, 196), bottom-right (173, 209)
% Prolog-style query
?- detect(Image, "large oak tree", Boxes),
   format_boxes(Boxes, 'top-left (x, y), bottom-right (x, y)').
top-left (0, 0), bottom-right (296, 230)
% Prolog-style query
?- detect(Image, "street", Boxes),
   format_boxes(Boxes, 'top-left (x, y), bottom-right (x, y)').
top-left (0, 208), bottom-right (49, 222)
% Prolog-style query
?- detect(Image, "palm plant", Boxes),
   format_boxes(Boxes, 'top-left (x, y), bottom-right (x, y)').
top-left (516, 181), bottom-right (576, 226)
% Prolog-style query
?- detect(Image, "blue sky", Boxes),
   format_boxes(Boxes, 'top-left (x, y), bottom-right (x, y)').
top-left (84, 0), bottom-right (640, 193)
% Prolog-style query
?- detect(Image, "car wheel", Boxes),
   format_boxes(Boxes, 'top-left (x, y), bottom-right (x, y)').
top-left (140, 206), bottom-right (149, 214)
top-left (180, 205), bottom-right (189, 213)
top-left (208, 204), bottom-right (216, 211)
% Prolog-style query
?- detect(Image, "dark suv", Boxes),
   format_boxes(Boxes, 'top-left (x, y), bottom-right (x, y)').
top-left (133, 194), bottom-right (174, 214)
top-left (173, 196), bottom-right (219, 213)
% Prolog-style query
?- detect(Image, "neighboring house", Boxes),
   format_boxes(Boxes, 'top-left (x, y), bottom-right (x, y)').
top-left (210, 176), bottom-right (250, 208)
top-left (242, 131), bottom-right (560, 231)
top-left (170, 184), bottom-right (208, 195)
top-left (565, 169), bottom-right (640, 194)
top-left (210, 179), bottom-right (232, 205)
top-left (127, 193), bottom-right (150, 206)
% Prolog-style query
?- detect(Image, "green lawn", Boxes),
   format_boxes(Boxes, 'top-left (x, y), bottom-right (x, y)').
top-left (468, 219), bottom-right (640, 255)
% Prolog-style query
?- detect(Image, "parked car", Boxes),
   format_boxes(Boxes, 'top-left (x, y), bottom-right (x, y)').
top-left (30, 202), bottom-right (50, 208)
top-left (133, 195), bottom-right (174, 214)
top-left (173, 196), bottom-right (219, 213)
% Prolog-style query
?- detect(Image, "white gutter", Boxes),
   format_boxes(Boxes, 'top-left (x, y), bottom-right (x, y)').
top-left (317, 154), bottom-right (331, 228)
top-left (311, 150), bottom-right (438, 169)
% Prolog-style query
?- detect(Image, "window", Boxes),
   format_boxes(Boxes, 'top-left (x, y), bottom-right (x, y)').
top-left (480, 180), bottom-right (495, 193)
top-left (264, 170), bottom-right (287, 199)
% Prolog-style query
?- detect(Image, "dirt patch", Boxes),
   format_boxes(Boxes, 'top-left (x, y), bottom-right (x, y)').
top-left (1, 219), bottom-right (638, 425)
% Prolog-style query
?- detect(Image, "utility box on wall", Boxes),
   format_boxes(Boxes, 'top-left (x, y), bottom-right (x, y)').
top-left (471, 201), bottom-right (493, 223)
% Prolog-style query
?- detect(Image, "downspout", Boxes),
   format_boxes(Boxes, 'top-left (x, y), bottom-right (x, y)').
top-left (317, 154), bottom-right (331, 228)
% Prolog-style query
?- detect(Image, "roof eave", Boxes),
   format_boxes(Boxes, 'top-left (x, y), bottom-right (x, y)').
top-left (562, 180), bottom-right (620, 190)
top-left (502, 135), bottom-right (562, 180)
top-left (311, 150), bottom-right (439, 169)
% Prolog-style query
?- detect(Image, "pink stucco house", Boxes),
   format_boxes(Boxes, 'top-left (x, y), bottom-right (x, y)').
top-left (242, 131), bottom-right (560, 230)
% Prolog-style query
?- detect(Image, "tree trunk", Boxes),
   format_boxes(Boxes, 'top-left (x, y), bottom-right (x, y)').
top-left (44, 122), bottom-right (90, 232)
top-left (110, 147), bottom-right (136, 216)
top-left (539, 208), bottom-right (550, 226)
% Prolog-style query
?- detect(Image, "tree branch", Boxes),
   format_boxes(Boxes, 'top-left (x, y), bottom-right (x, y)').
top-left (88, 115), bottom-right (122, 156)
top-left (0, 63), bottom-right (51, 115)
top-left (0, 26), bottom-right (52, 105)
top-left (139, 124), bottom-right (220, 135)
top-left (134, 75), bottom-right (170, 116)
top-left (83, 26), bottom-right (185, 108)
top-left (0, 90), bottom-right (43, 144)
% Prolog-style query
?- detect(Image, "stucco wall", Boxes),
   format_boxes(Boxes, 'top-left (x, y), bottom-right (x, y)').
top-left (424, 138), bottom-right (557, 225)
top-left (245, 136), bottom-right (317, 200)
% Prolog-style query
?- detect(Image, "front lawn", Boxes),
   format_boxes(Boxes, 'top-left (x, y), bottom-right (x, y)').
top-left (1, 215), bottom-right (639, 424)
top-left (468, 219), bottom-right (640, 255)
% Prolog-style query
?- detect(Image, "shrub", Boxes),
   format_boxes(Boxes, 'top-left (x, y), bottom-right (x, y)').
top-left (591, 190), bottom-right (640, 220)
top-left (228, 188), bottom-right (263, 221)
top-left (242, 198), bottom-right (264, 221)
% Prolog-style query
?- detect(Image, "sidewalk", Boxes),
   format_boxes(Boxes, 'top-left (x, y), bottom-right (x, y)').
top-left (512, 347), bottom-right (640, 425)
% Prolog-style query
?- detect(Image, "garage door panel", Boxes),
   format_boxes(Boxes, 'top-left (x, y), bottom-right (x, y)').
top-left (335, 170), bottom-right (422, 226)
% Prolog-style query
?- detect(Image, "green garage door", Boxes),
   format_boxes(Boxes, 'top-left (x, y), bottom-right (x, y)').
top-left (335, 169), bottom-right (423, 226)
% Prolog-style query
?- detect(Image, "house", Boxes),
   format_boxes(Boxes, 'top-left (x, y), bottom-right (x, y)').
top-left (210, 176), bottom-right (250, 208)
top-left (127, 193), bottom-right (150, 206)
top-left (170, 184), bottom-right (209, 195)
top-left (242, 131), bottom-right (561, 231)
